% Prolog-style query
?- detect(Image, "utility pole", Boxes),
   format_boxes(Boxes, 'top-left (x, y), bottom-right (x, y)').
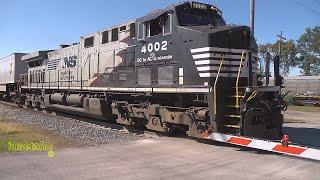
top-left (265, 52), bottom-right (270, 86)
top-left (250, 0), bottom-right (255, 36)
top-left (277, 31), bottom-right (286, 57)
top-left (248, 0), bottom-right (255, 86)
top-left (274, 31), bottom-right (286, 85)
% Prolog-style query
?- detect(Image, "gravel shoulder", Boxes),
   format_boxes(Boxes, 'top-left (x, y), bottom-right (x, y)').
top-left (0, 103), bottom-right (146, 147)
top-left (0, 102), bottom-right (319, 148)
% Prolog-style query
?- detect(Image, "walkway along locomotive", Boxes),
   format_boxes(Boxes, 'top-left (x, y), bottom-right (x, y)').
top-left (13, 1), bottom-right (286, 140)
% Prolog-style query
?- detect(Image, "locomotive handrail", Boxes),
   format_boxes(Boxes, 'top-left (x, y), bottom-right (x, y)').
top-left (213, 56), bottom-right (225, 115)
top-left (27, 67), bottom-right (89, 89)
top-left (236, 51), bottom-right (246, 109)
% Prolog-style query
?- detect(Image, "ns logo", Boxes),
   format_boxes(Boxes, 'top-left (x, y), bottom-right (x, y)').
top-left (61, 56), bottom-right (77, 68)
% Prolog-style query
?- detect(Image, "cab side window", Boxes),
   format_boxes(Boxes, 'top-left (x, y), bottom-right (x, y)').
top-left (163, 14), bottom-right (171, 34)
top-left (138, 22), bottom-right (145, 40)
top-left (148, 17), bottom-right (163, 37)
top-left (138, 13), bottom-right (171, 39)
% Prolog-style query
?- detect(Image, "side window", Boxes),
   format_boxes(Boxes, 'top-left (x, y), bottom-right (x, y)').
top-left (120, 26), bottom-right (126, 32)
top-left (84, 36), bottom-right (94, 48)
top-left (102, 31), bottom-right (108, 44)
top-left (138, 22), bottom-right (145, 40)
top-left (149, 17), bottom-right (163, 37)
top-left (130, 23), bottom-right (135, 38)
top-left (144, 13), bottom-right (172, 38)
top-left (163, 14), bottom-right (171, 35)
top-left (111, 28), bottom-right (119, 42)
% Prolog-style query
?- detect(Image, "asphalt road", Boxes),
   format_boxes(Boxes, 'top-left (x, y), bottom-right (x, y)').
top-left (0, 136), bottom-right (319, 180)
top-left (283, 110), bottom-right (320, 147)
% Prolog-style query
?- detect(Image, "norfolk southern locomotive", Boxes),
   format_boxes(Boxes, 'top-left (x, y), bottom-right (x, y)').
top-left (1, 1), bottom-right (286, 140)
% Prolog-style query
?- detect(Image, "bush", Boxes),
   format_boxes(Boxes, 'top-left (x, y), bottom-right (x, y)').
top-left (284, 94), bottom-right (297, 105)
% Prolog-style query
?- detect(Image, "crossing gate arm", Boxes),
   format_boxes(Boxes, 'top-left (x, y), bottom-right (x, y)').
top-left (206, 133), bottom-right (320, 161)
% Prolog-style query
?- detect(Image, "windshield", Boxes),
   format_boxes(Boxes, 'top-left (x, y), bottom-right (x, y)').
top-left (176, 4), bottom-right (225, 27)
top-left (178, 12), bottom-right (225, 26)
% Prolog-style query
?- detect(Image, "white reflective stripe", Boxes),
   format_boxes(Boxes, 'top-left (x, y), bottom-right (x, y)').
top-left (87, 87), bottom-right (139, 91)
top-left (195, 60), bottom-right (245, 66)
top-left (0, 85), bottom-right (6, 92)
top-left (207, 132), bottom-right (320, 161)
top-left (191, 47), bottom-right (248, 54)
top-left (300, 148), bottom-right (320, 160)
top-left (152, 88), bottom-right (210, 93)
top-left (199, 73), bottom-right (238, 78)
top-left (197, 66), bottom-right (240, 72)
top-left (135, 88), bottom-right (153, 92)
top-left (179, 77), bottom-right (184, 85)
top-left (192, 53), bottom-right (243, 60)
top-left (247, 139), bottom-right (277, 151)
top-left (179, 68), bottom-right (184, 76)
top-left (22, 86), bottom-right (210, 93)
top-left (208, 133), bottom-right (231, 142)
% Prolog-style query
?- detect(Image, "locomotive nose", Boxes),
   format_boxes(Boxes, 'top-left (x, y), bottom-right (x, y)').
top-left (208, 26), bottom-right (251, 50)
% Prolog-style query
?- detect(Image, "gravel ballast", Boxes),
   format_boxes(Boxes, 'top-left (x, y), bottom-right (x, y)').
top-left (0, 103), bottom-right (146, 146)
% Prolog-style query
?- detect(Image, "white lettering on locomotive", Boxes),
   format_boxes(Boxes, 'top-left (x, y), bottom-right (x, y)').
top-left (61, 56), bottom-right (77, 69)
top-left (141, 41), bottom-right (168, 53)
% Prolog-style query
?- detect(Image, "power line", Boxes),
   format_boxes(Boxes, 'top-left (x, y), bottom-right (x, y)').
top-left (293, 0), bottom-right (320, 17)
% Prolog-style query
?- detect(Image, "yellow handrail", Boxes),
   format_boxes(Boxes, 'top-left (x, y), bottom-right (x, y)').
top-left (213, 56), bottom-right (225, 115)
top-left (247, 91), bottom-right (258, 102)
top-left (236, 51), bottom-right (246, 109)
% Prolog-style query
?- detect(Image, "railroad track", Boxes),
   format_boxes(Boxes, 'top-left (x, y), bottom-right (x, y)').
top-left (2, 99), bottom-right (320, 162)
top-left (0, 100), bottom-right (161, 139)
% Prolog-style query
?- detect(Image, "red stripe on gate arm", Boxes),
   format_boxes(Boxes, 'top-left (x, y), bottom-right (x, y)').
top-left (227, 137), bottom-right (252, 146)
top-left (272, 145), bottom-right (306, 155)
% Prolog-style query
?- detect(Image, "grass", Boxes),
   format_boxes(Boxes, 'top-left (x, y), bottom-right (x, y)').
top-left (284, 118), bottom-right (306, 123)
top-left (287, 105), bottom-right (320, 113)
top-left (0, 118), bottom-right (77, 153)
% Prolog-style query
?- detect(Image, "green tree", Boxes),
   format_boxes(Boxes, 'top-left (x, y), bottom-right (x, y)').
top-left (259, 40), bottom-right (298, 76)
top-left (296, 26), bottom-right (320, 76)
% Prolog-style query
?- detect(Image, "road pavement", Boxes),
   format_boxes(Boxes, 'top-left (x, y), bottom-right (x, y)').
top-left (0, 136), bottom-right (319, 180)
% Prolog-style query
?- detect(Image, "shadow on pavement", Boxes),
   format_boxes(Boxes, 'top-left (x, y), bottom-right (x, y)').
top-left (283, 127), bottom-right (320, 148)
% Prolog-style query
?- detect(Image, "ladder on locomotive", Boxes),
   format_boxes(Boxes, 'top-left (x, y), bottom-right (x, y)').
top-left (214, 51), bottom-right (247, 135)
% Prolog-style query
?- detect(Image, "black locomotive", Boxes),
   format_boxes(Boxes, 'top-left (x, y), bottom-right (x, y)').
top-left (1, 1), bottom-right (286, 140)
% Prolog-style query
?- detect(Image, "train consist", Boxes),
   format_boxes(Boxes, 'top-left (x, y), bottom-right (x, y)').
top-left (0, 1), bottom-right (286, 140)
top-left (0, 53), bottom-right (28, 100)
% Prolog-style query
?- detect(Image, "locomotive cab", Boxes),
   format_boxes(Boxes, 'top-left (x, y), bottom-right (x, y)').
top-left (133, 1), bottom-right (285, 139)
top-left (173, 2), bottom-right (284, 139)
top-left (135, 10), bottom-right (175, 87)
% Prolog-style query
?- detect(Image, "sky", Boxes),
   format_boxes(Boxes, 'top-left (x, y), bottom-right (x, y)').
top-left (0, 0), bottom-right (319, 75)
